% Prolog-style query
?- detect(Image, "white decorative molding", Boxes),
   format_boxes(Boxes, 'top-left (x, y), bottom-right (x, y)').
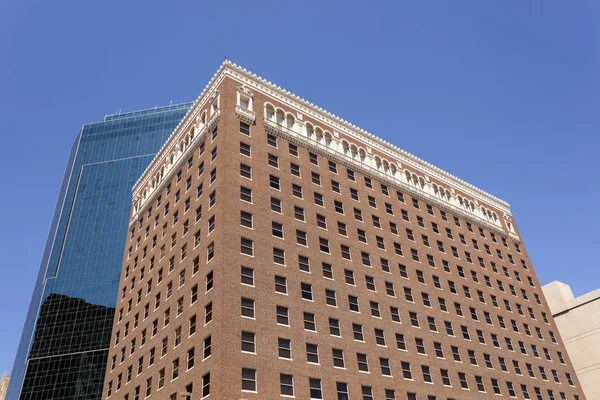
top-left (264, 118), bottom-right (512, 238)
top-left (220, 62), bottom-right (511, 213)
top-left (235, 105), bottom-right (255, 124)
top-left (130, 60), bottom-right (518, 240)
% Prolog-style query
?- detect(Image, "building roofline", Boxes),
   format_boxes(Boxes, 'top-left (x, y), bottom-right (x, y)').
top-left (132, 61), bottom-right (513, 222)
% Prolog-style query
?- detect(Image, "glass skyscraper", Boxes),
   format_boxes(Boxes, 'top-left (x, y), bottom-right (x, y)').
top-left (7, 103), bottom-right (192, 400)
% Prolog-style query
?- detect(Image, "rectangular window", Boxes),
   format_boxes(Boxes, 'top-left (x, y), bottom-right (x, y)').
top-left (241, 297), bottom-right (255, 318)
top-left (280, 374), bottom-right (294, 397)
top-left (306, 343), bottom-right (319, 364)
top-left (278, 338), bottom-right (291, 359)
top-left (277, 306), bottom-right (289, 325)
top-left (241, 237), bottom-right (253, 256)
top-left (241, 331), bottom-right (255, 353)
top-left (240, 163), bottom-right (252, 179)
top-left (240, 142), bottom-right (251, 156)
top-left (241, 368), bottom-right (256, 392)
top-left (271, 196), bottom-right (282, 213)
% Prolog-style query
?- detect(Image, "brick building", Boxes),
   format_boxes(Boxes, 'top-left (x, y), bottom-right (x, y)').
top-left (102, 61), bottom-right (585, 400)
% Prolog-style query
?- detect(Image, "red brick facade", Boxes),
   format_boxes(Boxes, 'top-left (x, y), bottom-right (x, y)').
top-left (102, 65), bottom-right (585, 400)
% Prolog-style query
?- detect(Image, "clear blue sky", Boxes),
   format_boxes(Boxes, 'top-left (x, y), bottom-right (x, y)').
top-left (0, 1), bottom-right (598, 377)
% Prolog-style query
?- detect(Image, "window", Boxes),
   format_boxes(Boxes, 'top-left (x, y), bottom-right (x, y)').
top-left (458, 372), bottom-right (469, 389)
top-left (319, 237), bottom-right (330, 253)
top-left (280, 374), bottom-right (294, 397)
top-left (311, 172), bottom-right (321, 185)
top-left (370, 301), bottom-right (381, 317)
top-left (241, 297), bottom-right (254, 318)
top-left (341, 244), bottom-right (351, 260)
top-left (375, 328), bottom-right (386, 346)
top-left (275, 276), bottom-right (287, 294)
top-left (290, 162), bottom-right (301, 177)
top-left (331, 180), bottom-right (341, 193)
top-left (241, 368), bottom-right (256, 392)
top-left (292, 184), bottom-right (303, 198)
top-left (242, 331), bottom-right (256, 353)
top-left (241, 266), bottom-right (254, 286)
top-left (336, 382), bottom-right (349, 400)
top-left (416, 338), bottom-right (426, 354)
top-left (380, 358), bottom-right (392, 376)
top-left (272, 221), bottom-right (283, 238)
top-left (241, 237), bottom-right (253, 256)
top-left (269, 174), bottom-right (280, 190)
top-left (270, 196), bottom-right (282, 213)
top-left (306, 343), bottom-right (319, 364)
top-left (401, 361), bottom-right (412, 379)
top-left (316, 214), bottom-right (327, 229)
top-left (278, 338), bottom-right (291, 359)
top-left (273, 248), bottom-right (285, 265)
top-left (294, 206), bottom-right (305, 221)
top-left (301, 282), bottom-right (313, 300)
top-left (409, 312), bottom-right (419, 327)
top-left (268, 153), bottom-right (279, 168)
top-left (289, 143), bottom-right (298, 156)
top-left (353, 323), bottom-right (364, 341)
top-left (304, 312), bottom-right (316, 331)
top-left (422, 365), bottom-right (432, 383)
top-left (309, 379), bottom-right (323, 400)
top-left (328, 160), bottom-right (338, 173)
top-left (267, 134), bottom-right (277, 147)
top-left (357, 353), bottom-right (369, 372)
top-left (277, 306), bottom-right (289, 325)
top-left (329, 318), bottom-right (341, 336)
top-left (326, 289), bottom-right (337, 306)
top-left (240, 211), bottom-right (253, 228)
top-left (240, 163), bottom-right (252, 179)
top-left (348, 295), bottom-right (359, 312)
top-left (240, 142), bottom-right (251, 156)
top-left (385, 281), bottom-right (395, 297)
top-left (332, 348), bottom-right (345, 368)
top-left (240, 121), bottom-right (250, 135)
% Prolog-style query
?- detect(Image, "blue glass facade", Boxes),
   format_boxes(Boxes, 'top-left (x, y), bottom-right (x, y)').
top-left (7, 103), bottom-right (191, 400)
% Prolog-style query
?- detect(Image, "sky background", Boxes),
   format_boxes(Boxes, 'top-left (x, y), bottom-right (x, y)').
top-left (0, 0), bottom-right (598, 377)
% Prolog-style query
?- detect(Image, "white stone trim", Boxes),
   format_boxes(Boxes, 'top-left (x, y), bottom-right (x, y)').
top-left (220, 62), bottom-right (511, 213)
top-left (263, 119), bottom-right (512, 238)
top-left (131, 61), bottom-right (518, 239)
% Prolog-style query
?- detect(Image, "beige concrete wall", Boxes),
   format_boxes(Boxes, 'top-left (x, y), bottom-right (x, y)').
top-left (0, 373), bottom-right (9, 400)
top-left (543, 281), bottom-right (600, 399)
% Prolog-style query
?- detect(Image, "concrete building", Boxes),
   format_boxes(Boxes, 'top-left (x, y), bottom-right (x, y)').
top-left (0, 373), bottom-right (9, 400)
top-left (102, 61), bottom-right (586, 400)
top-left (543, 281), bottom-right (600, 399)
top-left (7, 103), bottom-right (191, 400)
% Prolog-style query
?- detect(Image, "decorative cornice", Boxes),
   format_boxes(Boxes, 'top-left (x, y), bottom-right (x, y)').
top-left (131, 60), bottom-right (517, 240)
top-left (220, 61), bottom-right (511, 213)
top-left (264, 119), bottom-right (515, 240)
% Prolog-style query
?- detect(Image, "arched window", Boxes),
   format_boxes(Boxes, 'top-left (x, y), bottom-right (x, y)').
top-left (342, 140), bottom-right (350, 156)
top-left (306, 124), bottom-right (314, 139)
top-left (276, 110), bottom-right (285, 125)
top-left (351, 145), bottom-right (359, 160)
top-left (286, 114), bottom-right (295, 130)
top-left (315, 127), bottom-right (324, 143)
top-left (359, 148), bottom-right (367, 162)
top-left (265, 104), bottom-right (275, 121)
